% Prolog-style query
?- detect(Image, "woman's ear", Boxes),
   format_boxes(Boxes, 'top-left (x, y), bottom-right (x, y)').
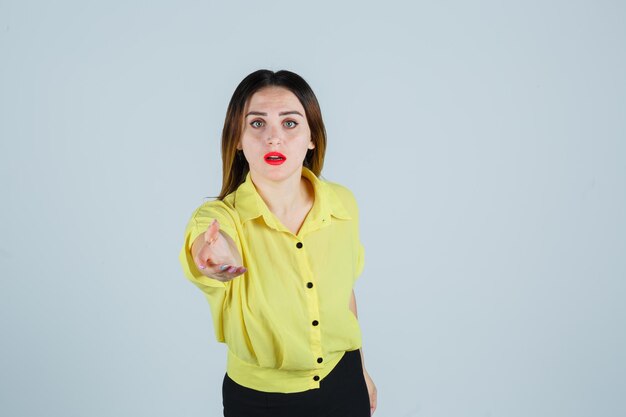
top-left (308, 140), bottom-right (315, 150)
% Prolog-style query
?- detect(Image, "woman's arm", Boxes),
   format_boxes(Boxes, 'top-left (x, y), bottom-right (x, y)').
top-left (349, 290), bottom-right (378, 415)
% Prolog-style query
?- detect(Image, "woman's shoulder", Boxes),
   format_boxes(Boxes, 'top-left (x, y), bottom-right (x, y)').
top-left (322, 180), bottom-right (355, 198)
top-left (320, 178), bottom-right (360, 215)
top-left (184, 197), bottom-right (241, 243)
top-left (188, 197), bottom-right (238, 223)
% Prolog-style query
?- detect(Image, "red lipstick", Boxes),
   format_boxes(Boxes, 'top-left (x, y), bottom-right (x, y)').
top-left (264, 152), bottom-right (286, 165)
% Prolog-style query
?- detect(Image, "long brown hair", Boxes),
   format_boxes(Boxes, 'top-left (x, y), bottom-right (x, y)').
top-left (218, 69), bottom-right (327, 200)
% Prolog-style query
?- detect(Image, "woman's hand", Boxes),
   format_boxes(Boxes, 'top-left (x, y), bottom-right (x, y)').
top-left (191, 219), bottom-right (246, 282)
top-left (364, 368), bottom-right (377, 415)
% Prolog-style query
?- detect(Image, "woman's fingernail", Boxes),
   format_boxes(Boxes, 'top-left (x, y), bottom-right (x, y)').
top-left (227, 266), bottom-right (237, 273)
top-left (198, 264), bottom-right (206, 270)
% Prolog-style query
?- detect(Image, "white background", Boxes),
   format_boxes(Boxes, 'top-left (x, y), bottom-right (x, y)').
top-left (1, 1), bottom-right (625, 416)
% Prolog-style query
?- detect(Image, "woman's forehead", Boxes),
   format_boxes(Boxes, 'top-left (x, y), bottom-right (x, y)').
top-left (246, 87), bottom-right (304, 113)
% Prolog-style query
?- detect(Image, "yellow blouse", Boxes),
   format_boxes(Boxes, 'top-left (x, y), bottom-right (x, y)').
top-left (179, 167), bottom-right (364, 393)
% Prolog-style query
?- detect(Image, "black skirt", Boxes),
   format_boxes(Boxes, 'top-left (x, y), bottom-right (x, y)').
top-left (222, 349), bottom-right (370, 417)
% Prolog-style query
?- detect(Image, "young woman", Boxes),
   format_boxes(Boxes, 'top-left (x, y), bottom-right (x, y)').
top-left (179, 69), bottom-right (377, 416)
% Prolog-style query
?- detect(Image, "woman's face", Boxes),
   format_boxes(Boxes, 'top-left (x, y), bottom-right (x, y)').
top-left (238, 86), bottom-right (314, 184)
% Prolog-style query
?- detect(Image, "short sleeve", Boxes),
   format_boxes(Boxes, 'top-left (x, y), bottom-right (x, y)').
top-left (178, 200), bottom-right (240, 342)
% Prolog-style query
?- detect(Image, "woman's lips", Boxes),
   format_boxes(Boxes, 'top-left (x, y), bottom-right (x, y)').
top-left (264, 152), bottom-right (287, 165)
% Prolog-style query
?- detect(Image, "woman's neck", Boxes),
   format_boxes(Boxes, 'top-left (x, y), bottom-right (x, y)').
top-left (250, 169), bottom-right (312, 217)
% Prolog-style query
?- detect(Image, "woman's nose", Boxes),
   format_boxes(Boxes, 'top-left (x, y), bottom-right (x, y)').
top-left (266, 124), bottom-right (282, 145)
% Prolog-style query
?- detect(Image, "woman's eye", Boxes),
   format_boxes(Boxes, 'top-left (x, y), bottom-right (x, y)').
top-left (283, 120), bottom-right (298, 128)
top-left (250, 120), bottom-right (264, 128)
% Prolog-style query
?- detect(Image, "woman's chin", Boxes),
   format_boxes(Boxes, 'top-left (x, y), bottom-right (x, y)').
top-left (250, 163), bottom-right (302, 183)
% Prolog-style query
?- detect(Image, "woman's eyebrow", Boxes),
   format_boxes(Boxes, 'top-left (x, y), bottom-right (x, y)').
top-left (279, 111), bottom-right (304, 117)
top-left (245, 111), bottom-right (304, 117)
